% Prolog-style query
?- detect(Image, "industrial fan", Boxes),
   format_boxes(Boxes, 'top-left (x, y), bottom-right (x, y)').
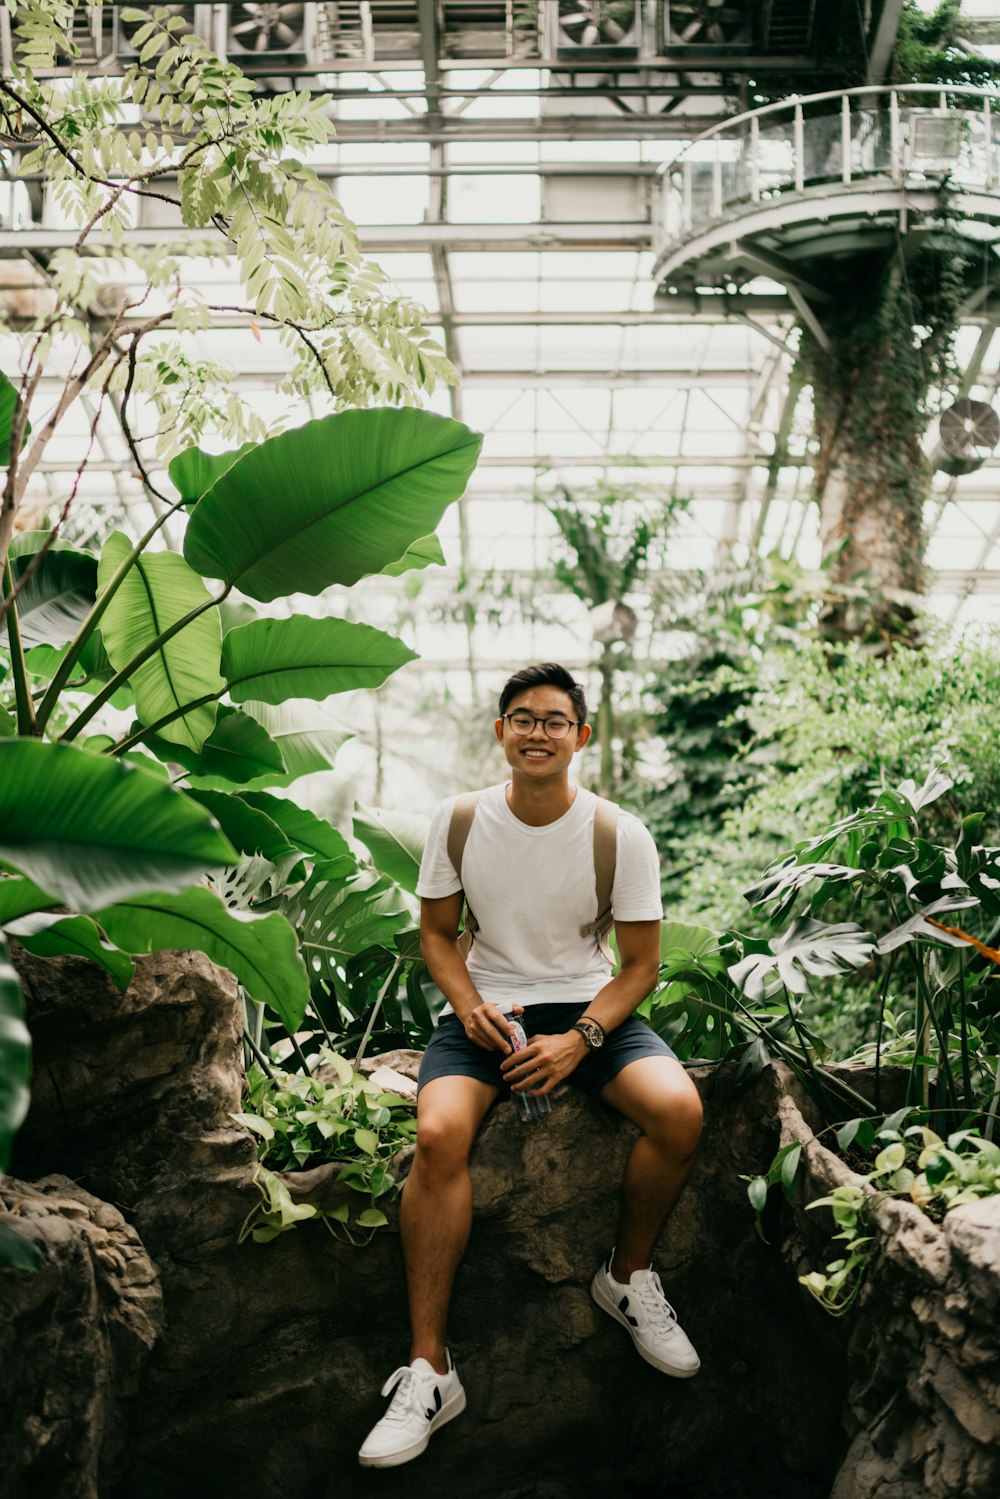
top-left (666, 0), bottom-right (751, 47)
top-left (556, 1), bottom-right (639, 49)
top-left (228, 2), bottom-right (307, 54)
top-left (934, 398), bottom-right (1000, 477)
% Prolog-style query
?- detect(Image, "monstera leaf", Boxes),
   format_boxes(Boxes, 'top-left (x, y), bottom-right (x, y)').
top-left (728, 918), bottom-right (876, 999)
top-left (743, 860), bottom-right (863, 921)
top-left (183, 408), bottom-right (481, 602)
top-left (285, 859), bottom-right (410, 994)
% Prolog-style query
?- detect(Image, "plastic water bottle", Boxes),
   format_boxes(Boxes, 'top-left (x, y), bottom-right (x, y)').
top-left (505, 1015), bottom-right (552, 1123)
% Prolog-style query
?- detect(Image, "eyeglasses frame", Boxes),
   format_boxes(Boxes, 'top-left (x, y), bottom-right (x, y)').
top-left (500, 710), bottom-right (582, 740)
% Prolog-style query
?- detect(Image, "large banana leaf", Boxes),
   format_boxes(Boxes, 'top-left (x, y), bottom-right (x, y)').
top-left (6, 536), bottom-right (97, 650)
top-left (24, 631), bottom-right (133, 706)
top-left (184, 789), bottom-right (298, 869)
top-left (96, 887), bottom-right (310, 1031)
top-left (0, 740), bottom-right (237, 912)
top-left (237, 792), bottom-right (351, 864)
top-left (183, 408), bottom-right (481, 602)
top-left (353, 804), bottom-right (428, 894)
top-left (222, 615), bottom-right (416, 706)
top-left (142, 705), bottom-right (285, 785)
top-left (168, 441), bottom-right (256, 506)
top-left (0, 873), bottom-right (56, 924)
top-left (5, 911), bottom-right (134, 993)
top-left (99, 532), bottom-right (224, 752)
top-left (211, 701), bottom-right (349, 789)
top-left (379, 534), bottom-right (445, 578)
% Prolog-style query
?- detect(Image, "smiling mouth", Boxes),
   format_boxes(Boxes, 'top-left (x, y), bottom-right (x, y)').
top-left (521, 748), bottom-right (553, 757)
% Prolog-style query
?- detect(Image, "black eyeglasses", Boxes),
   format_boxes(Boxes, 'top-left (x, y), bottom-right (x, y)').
top-left (501, 711), bottom-right (580, 740)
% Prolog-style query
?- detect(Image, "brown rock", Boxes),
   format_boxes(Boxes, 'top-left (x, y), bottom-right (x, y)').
top-left (0, 1175), bottom-right (162, 1499)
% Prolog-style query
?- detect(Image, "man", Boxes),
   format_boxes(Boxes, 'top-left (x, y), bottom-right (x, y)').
top-left (358, 663), bottom-right (703, 1470)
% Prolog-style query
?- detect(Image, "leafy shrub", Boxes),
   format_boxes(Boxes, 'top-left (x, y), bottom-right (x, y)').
top-left (235, 1049), bottom-right (417, 1244)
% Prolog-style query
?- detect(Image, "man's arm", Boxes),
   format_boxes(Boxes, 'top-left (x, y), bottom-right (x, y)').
top-left (420, 893), bottom-right (519, 1053)
top-left (500, 919), bottom-right (661, 1094)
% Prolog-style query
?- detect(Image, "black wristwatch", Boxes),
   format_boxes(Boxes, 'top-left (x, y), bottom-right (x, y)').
top-left (572, 1017), bottom-right (605, 1050)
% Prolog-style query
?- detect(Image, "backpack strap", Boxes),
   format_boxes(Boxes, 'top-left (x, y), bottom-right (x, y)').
top-left (446, 791), bottom-right (482, 956)
top-left (580, 797), bottom-right (619, 962)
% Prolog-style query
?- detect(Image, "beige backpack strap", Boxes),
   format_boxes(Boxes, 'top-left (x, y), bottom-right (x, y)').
top-left (580, 797), bottom-right (619, 962)
top-left (447, 791), bottom-right (482, 956)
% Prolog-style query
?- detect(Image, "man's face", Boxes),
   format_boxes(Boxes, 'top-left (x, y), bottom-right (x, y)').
top-left (494, 685), bottom-right (591, 780)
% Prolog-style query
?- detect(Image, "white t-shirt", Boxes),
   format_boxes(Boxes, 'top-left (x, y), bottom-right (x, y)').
top-left (416, 782), bottom-right (662, 1010)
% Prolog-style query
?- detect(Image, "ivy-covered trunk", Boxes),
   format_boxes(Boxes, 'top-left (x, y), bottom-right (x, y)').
top-left (798, 244), bottom-right (967, 640)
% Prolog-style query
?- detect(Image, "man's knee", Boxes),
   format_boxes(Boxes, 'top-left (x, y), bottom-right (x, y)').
top-left (411, 1114), bottom-right (474, 1182)
top-left (643, 1077), bottom-right (703, 1160)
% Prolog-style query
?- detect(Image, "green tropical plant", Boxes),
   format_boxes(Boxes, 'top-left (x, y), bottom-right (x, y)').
top-left (759, 1113), bottom-right (1000, 1317)
top-left (0, 5), bottom-right (484, 1254)
top-left (539, 482), bottom-right (689, 795)
top-left (235, 1049), bottom-right (417, 1245)
top-left (646, 767), bottom-right (1000, 1132)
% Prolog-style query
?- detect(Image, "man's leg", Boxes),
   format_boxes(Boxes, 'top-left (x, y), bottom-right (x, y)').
top-left (400, 1073), bottom-right (498, 1373)
top-left (599, 1055), bottom-right (703, 1278)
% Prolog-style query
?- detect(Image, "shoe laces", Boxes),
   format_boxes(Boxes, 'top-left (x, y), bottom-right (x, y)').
top-left (632, 1271), bottom-right (679, 1333)
top-left (379, 1366), bottom-right (428, 1425)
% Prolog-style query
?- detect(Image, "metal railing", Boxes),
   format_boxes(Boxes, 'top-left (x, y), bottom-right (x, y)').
top-left (656, 85), bottom-right (1000, 254)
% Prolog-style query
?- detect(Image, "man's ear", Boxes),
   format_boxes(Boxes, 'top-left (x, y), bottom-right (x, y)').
top-left (575, 723), bottom-right (592, 751)
top-left (494, 718), bottom-right (505, 744)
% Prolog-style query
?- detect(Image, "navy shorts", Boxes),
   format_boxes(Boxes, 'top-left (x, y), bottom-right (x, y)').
top-left (417, 1001), bottom-right (677, 1099)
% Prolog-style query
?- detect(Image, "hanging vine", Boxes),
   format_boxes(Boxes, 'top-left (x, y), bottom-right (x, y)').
top-left (794, 233), bottom-right (970, 638)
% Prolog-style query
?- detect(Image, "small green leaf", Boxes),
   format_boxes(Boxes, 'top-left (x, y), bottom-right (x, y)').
top-left (779, 1143), bottom-right (802, 1200)
top-left (747, 1176), bottom-right (768, 1214)
top-left (355, 1207), bottom-right (388, 1228)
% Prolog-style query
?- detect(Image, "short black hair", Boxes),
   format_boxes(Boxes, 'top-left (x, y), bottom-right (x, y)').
top-left (498, 663), bottom-right (588, 726)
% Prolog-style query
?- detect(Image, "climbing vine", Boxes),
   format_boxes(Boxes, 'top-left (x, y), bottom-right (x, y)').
top-left (794, 237), bottom-right (969, 636)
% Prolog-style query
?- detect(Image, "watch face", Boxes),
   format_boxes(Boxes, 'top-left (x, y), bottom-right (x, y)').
top-left (578, 1021), bottom-right (603, 1049)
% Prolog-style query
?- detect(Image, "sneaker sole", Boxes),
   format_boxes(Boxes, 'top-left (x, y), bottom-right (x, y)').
top-left (591, 1272), bottom-right (701, 1379)
top-left (357, 1387), bottom-right (467, 1468)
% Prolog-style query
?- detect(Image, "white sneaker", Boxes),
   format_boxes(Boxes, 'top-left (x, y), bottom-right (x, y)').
top-left (591, 1253), bottom-right (701, 1378)
top-left (357, 1353), bottom-right (467, 1468)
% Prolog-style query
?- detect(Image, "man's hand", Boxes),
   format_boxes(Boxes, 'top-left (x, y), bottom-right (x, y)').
top-left (459, 1002), bottom-right (523, 1053)
top-left (500, 1028), bottom-right (586, 1096)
